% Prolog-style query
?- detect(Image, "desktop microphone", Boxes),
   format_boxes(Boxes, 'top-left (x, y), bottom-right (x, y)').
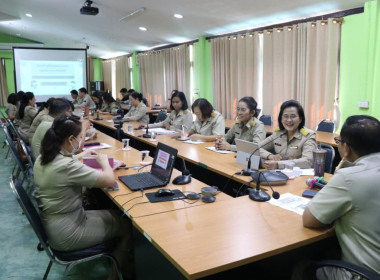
top-left (306, 177), bottom-right (327, 190)
top-left (242, 132), bottom-right (287, 176)
top-left (172, 159), bottom-right (192, 185)
top-left (249, 171), bottom-right (280, 202)
top-left (142, 119), bottom-right (151, 138)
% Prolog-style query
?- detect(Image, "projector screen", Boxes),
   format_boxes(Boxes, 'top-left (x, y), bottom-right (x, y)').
top-left (13, 47), bottom-right (87, 102)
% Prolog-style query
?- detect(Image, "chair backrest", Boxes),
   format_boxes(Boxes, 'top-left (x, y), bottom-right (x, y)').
top-left (259, 115), bottom-right (273, 126)
top-left (6, 118), bottom-right (22, 140)
top-left (317, 119), bottom-right (335, 133)
top-left (155, 110), bottom-right (167, 123)
top-left (320, 144), bottom-right (335, 173)
top-left (9, 178), bottom-right (50, 251)
top-left (3, 125), bottom-right (28, 173)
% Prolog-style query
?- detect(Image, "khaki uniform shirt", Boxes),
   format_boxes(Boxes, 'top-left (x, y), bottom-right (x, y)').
top-left (259, 127), bottom-right (317, 169)
top-left (123, 102), bottom-right (149, 123)
top-left (28, 108), bottom-right (49, 143)
top-left (149, 109), bottom-right (193, 132)
top-left (18, 105), bottom-right (38, 143)
top-left (100, 101), bottom-right (121, 114)
top-left (74, 94), bottom-right (95, 109)
top-left (31, 117), bottom-right (54, 160)
top-left (191, 111), bottom-right (225, 136)
top-left (224, 117), bottom-right (267, 152)
top-left (72, 97), bottom-right (79, 105)
top-left (5, 103), bottom-right (21, 127)
top-left (307, 153), bottom-right (380, 274)
top-left (34, 150), bottom-right (99, 250)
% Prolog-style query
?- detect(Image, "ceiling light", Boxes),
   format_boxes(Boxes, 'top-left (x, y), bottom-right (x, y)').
top-left (139, 27), bottom-right (147, 31)
top-left (174, 14), bottom-right (183, 19)
top-left (25, 13), bottom-right (32, 17)
top-left (120, 7), bottom-right (146, 21)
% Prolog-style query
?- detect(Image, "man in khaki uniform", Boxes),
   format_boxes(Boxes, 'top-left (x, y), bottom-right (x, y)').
top-left (223, 118), bottom-right (266, 152)
top-left (74, 87), bottom-right (95, 109)
top-left (123, 102), bottom-right (149, 123)
top-left (259, 127), bottom-right (317, 169)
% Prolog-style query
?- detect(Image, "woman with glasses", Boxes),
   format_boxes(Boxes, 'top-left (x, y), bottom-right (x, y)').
top-left (215, 96), bottom-right (266, 151)
top-left (259, 100), bottom-right (317, 169)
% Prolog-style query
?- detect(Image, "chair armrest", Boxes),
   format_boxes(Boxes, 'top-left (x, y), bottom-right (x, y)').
top-left (314, 259), bottom-right (380, 280)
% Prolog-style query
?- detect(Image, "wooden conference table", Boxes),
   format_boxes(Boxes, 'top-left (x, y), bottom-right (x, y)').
top-left (89, 116), bottom-right (335, 279)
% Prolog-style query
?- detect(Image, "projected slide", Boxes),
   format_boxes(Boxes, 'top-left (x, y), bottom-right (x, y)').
top-left (13, 48), bottom-right (87, 102)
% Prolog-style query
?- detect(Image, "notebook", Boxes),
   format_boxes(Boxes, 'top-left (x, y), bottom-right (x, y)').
top-left (119, 142), bottom-right (178, 191)
top-left (235, 139), bottom-right (261, 170)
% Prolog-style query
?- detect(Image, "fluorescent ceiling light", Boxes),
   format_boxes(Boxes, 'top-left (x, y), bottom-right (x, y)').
top-left (139, 27), bottom-right (147, 31)
top-left (174, 14), bottom-right (183, 19)
top-left (25, 13), bottom-right (32, 17)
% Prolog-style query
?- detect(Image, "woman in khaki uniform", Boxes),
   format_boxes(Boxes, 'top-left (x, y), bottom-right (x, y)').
top-left (33, 115), bottom-right (134, 279)
top-left (98, 92), bottom-right (121, 114)
top-left (187, 98), bottom-right (225, 142)
top-left (215, 96), bottom-right (266, 151)
top-left (259, 100), bottom-right (317, 169)
top-left (18, 92), bottom-right (38, 143)
top-left (146, 90), bottom-right (193, 132)
top-left (123, 91), bottom-right (149, 123)
top-left (28, 97), bottom-right (55, 143)
top-left (5, 93), bottom-right (21, 128)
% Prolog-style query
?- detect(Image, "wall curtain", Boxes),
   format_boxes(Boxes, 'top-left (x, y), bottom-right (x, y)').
top-left (101, 60), bottom-right (112, 93)
top-left (0, 58), bottom-right (9, 106)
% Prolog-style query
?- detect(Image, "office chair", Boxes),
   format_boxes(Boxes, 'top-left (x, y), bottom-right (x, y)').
top-left (316, 119), bottom-right (335, 133)
top-left (313, 259), bottom-right (380, 280)
top-left (319, 144), bottom-right (335, 174)
top-left (259, 115), bottom-right (273, 126)
top-left (9, 177), bottom-right (123, 280)
top-left (155, 109), bottom-right (167, 123)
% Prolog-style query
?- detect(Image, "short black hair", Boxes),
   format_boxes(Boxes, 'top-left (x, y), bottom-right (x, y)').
top-left (70, 90), bottom-right (78, 96)
top-left (7, 93), bottom-right (18, 105)
top-left (78, 87), bottom-right (87, 94)
top-left (278, 100), bottom-right (305, 130)
top-left (102, 92), bottom-right (116, 103)
top-left (49, 98), bottom-right (71, 117)
top-left (130, 91), bottom-right (143, 101)
top-left (170, 90), bottom-right (189, 111)
top-left (120, 88), bottom-right (128, 93)
top-left (239, 96), bottom-right (258, 118)
top-left (340, 115), bottom-right (380, 157)
top-left (192, 98), bottom-right (214, 119)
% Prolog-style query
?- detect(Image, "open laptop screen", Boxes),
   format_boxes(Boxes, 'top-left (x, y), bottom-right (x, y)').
top-left (151, 143), bottom-right (177, 182)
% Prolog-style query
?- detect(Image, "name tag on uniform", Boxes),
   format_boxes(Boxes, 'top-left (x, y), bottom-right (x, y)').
top-left (290, 146), bottom-right (298, 149)
top-left (275, 143), bottom-right (282, 147)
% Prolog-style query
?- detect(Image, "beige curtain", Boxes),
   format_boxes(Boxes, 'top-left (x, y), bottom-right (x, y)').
top-left (0, 58), bottom-right (9, 106)
top-left (102, 60), bottom-right (112, 93)
top-left (86, 57), bottom-right (94, 90)
top-left (211, 33), bottom-right (261, 119)
top-left (115, 55), bottom-right (130, 99)
top-left (262, 19), bottom-right (341, 129)
top-left (138, 44), bottom-right (189, 107)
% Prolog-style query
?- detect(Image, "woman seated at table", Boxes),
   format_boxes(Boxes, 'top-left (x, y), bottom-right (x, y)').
top-left (98, 92), bottom-right (121, 114)
top-left (33, 114), bottom-right (134, 279)
top-left (187, 98), bottom-right (225, 142)
top-left (123, 91), bottom-right (149, 123)
top-left (28, 97), bottom-right (55, 143)
top-left (144, 90), bottom-right (193, 132)
top-left (91, 91), bottom-right (103, 110)
top-left (18, 91), bottom-right (38, 143)
top-left (215, 96), bottom-right (266, 151)
top-left (5, 93), bottom-right (21, 128)
top-left (259, 99), bottom-right (317, 169)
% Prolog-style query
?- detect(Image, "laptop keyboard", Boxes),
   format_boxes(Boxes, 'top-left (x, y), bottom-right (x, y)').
top-left (122, 173), bottom-right (162, 188)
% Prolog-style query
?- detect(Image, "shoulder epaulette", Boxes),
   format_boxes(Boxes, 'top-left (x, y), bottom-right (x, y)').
top-left (249, 120), bottom-right (256, 126)
top-left (183, 109), bottom-right (188, 114)
top-left (274, 127), bottom-right (281, 132)
top-left (300, 127), bottom-right (310, 136)
top-left (235, 119), bottom-right (241, 124)
top-left (211, 112), bottom-right (216, 118)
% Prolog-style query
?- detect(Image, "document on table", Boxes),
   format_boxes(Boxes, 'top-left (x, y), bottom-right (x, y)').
top-left (206, 147), bottom-right (235, 154)
top-left (267, 193), bottom-right (311, 215)
top-left (147, 128), bottom-right (177, 135)
top-left (83, 143), bottom-right (112, 151)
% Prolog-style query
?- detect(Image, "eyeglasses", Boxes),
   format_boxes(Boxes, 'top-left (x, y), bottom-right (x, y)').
top-left (282, 114), bottom-right (299, 121)
top-left (334, 137), bottom-right (345, 145)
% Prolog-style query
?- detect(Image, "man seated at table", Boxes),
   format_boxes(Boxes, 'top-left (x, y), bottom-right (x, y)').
top-left (302, 115), bottom-right (380, 279)
top-left (74, 87), bottom-right (96, 109)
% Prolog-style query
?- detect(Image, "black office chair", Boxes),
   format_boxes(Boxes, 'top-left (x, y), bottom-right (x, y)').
top-left (319, 144), bottom-right (335, 174)
top-left (316, 119), bottom-right (335, 133)
top-left (259, 114), bottom-right (273, 126)
top-left (155, 109), bottom-right (168, 123)
top-left (313, 259), bottom-right (380, 280)
top-left (9, 177), bottom-right (123, 280)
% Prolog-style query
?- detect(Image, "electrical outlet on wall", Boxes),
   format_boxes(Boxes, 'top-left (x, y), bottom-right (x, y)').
top-left (358, 101), bottom-right (369, 109)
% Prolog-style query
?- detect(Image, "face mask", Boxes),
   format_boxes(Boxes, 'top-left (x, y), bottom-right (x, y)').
top-left (71, 136), bottom-right (81, 155)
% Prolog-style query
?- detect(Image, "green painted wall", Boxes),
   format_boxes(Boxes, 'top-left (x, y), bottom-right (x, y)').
top-left (132, 51), bottom-right (140, 92)
top-left (339, 0), bottom-right (380, 128)
top-left (92, 58), bottom-right (103, 81)
top-left (0, 51), bottom-right (15, 93)
top-left (193, 37), bottom-right (213, 104)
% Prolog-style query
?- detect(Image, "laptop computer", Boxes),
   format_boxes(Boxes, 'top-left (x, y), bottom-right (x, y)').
top-left (119, 142), bottom-right (178, 191)
top-left (235, 139), bottom-right (261, 170)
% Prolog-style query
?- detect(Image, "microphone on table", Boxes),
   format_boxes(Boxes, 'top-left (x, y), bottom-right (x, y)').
top-left (142, 119), bottom-right (151, 138)
top-left (249, 171), bottom-right (280, 202)
top-left (172, 159), bottom-right (192, 185)
top-left (306, 177), bottom-right (327, 190)
top-left (241, 132), bottom-right (287, 176)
